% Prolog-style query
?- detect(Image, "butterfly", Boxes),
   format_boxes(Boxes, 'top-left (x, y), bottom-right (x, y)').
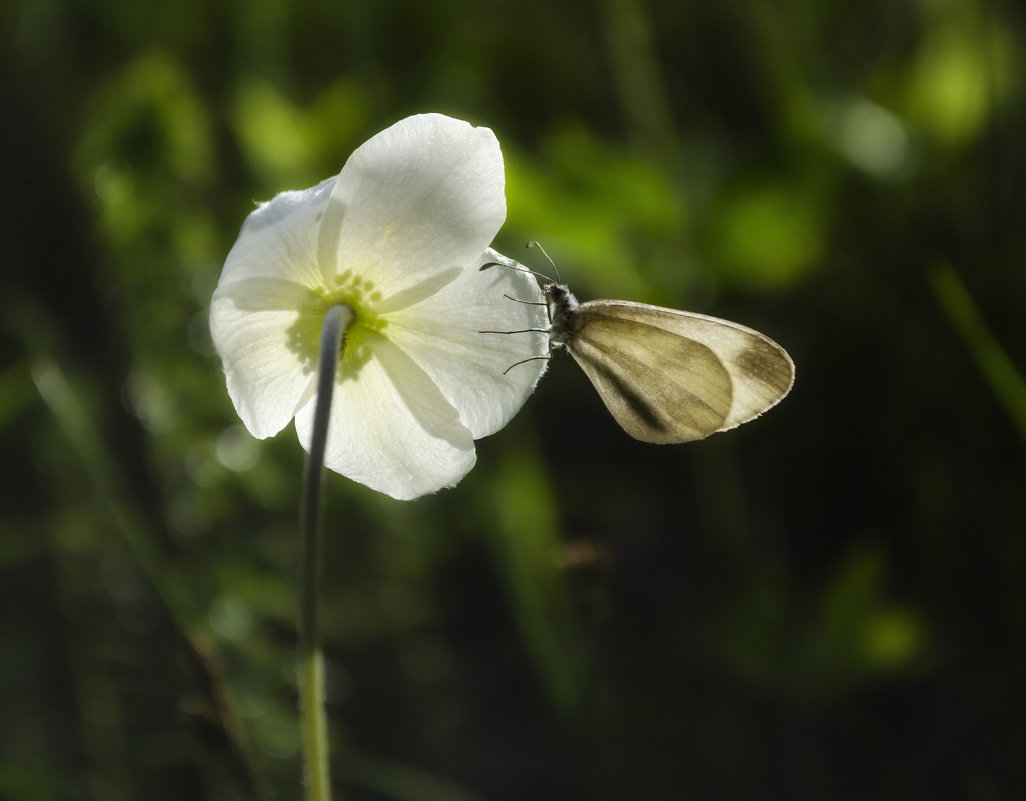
top-left (481, 246), bottom-right (794, 444)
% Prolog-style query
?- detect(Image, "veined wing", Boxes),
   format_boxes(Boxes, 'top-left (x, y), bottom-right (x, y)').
top-left (566, 300), bottom-right (794, 444)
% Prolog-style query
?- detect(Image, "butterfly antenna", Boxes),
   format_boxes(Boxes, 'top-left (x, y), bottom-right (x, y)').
top-left (526, 241), bottom-right (561, 283)
top-left (478, 326), bottom-right (550, 335)
top-left (479, 261), bottom-right (555, 284)
top-left (501, 355), bottom-right (551, 375)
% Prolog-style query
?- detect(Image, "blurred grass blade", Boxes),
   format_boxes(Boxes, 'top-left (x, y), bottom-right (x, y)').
top-left (31, 356), bottom-right (272, 801)
top-left (344, 751), bottom-right (490, 801)
top-left (481, 440), bottom-right (585, 717)
top-left (30, 357), bottom-right (193, 618)
top-left (927, 260), bottom-right (1026, 441)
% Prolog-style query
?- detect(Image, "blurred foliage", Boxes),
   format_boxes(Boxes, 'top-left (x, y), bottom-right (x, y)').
top-left (3, 0), bottom-right (1026, 799)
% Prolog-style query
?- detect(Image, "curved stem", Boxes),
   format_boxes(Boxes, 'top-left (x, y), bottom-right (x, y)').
top-left (299, 303), bottom-right (353, 801)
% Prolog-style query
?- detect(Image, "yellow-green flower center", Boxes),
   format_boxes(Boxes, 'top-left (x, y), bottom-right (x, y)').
top-left (286, 270), bottom-right (390, 381)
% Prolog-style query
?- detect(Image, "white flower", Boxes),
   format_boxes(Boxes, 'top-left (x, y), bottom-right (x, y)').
top-left (210, 114), bottom-right (548, 500)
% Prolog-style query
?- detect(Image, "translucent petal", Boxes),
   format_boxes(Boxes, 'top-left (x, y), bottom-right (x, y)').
top-left (219, 177), bottom-right (336, 289)
top-left (295, 331), bottom-right (476, 500)
top-left (385, 249), bottom-right (550, 438)
top-left (210, 114), bottom-right (542, 499)
top-left (323, 114), bottom-right (506, 295)
top-left (210, 278), bottom-right (320, 438)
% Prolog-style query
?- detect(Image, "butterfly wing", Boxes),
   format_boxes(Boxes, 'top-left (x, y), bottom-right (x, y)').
top-left (566, 300), bottom-right (795, 443)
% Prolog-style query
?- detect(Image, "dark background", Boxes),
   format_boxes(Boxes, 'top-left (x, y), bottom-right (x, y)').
top-left (3, 0), bottom-right (1025, 799)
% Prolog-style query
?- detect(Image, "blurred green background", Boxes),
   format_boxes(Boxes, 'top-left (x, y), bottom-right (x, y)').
top-left (3, 0), bottom-right (1025, 798)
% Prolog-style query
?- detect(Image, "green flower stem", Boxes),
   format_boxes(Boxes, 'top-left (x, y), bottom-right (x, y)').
top-left (299, 302), bottom-right (354, 801)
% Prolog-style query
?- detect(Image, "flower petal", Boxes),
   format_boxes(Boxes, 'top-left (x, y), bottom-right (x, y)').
top-left (385, 249), bottom-right (550, 438)
top-left (295, 330), bottom-right (476, 500)
top-left (210, 277), bottom-right (320, 438)
top-left (323, 114), bottom-right (506, 295)
top-left (219, 176), bottom-right (336, 289)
